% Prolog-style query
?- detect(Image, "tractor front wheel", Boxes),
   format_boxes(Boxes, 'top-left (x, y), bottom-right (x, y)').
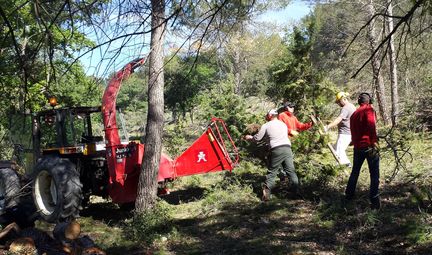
top-left (32, 156), bottom-right (83, 223)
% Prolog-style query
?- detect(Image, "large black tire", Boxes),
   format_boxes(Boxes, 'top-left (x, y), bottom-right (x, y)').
top-left (32, 156), bottom-right (83, 223)
top-left (0, 168), bottom-right (20, 214)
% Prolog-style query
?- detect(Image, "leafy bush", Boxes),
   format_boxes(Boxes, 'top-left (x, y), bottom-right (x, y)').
top-left (377, 127), bottom-right (414, 181)
top-left (403, 215), bottom-right (432, 244)
top-left (124, 201), bottom-right (173, 245)
top-left (198, 79), bottom-right (263, 140)
top-left (296, 156), bottom-right (339, 189)
top-left (163, 122), bottom-right (189, 157)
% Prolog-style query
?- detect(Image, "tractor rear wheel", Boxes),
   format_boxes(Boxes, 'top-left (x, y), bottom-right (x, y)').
top-left (32, 156), bottom-right (83, 223)
top-left (0, 168), bottom-right (20, 214)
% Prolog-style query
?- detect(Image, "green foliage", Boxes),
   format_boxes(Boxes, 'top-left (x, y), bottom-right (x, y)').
top-left (291, 127), bottom-right (327, 153)
top-left (117, 70), bottom-right (148, 112)
top-left (124, 201), bottom-right (174, 245)
top-left (0, 0), bottom-right (99, 114)
top-left (266, 19), bottom-right (336, 119)
top-left (377, 127), bottom-right (414, 181)
top-left (0, 125), bottom-right (14, 161)
top-left (165, 53), bottom-right (218, 120)
top-left (52, 63), bottom-right (103, 108)
top-left (296, 158), bottom-right (339, 189)
top-left (223, 31), bottom-right (287, 97)
top-left (201, 178), bottom-right (259, 213)
top-left (403, 215), bottom-right (432, 244)
top-left (172, 0), bottom-right (259, 33)
top-left (163, 123), bottom-right (188, 157)
top-left (198, 79), bottom-right (262, 140)
top-left (401, 78), bottom-right (432, 132)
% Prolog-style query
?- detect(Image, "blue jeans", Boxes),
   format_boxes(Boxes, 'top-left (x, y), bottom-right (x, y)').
top-left (345, 148), bottom-right (380, 202)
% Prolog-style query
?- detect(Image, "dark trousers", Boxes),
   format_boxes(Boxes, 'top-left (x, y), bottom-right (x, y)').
top-left (265, 146), bottom-right (298, 191)
top-left (345, 148), bottom-right (380, 202)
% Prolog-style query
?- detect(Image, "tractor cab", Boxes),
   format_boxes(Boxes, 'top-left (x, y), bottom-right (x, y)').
top-left (32, 106), bottom-right (105, 159)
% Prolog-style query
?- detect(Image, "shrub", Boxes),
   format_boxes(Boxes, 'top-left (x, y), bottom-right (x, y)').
top-left (124, 201), bottom-right (173, 245)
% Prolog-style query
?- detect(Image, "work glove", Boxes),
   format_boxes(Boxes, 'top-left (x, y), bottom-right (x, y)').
top-left (368, 142), bottom-right (380, 158)
top-left (290, 130), bottom-right (299, 137)
top-left (244, 135), bottom-right (254, 141)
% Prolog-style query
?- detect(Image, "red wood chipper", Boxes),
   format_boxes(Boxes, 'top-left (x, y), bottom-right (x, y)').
top-left (29, 58), bottom-right (239, 222)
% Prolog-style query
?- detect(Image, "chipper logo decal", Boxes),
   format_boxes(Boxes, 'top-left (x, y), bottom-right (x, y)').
top-left (196, 150), bottom-right (208, 163)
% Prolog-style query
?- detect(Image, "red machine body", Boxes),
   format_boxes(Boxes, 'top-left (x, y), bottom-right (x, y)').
top-left (102, 58), bottom-right (239, 204)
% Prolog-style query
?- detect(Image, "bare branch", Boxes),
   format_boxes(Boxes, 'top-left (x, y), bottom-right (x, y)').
top-left (350, 0), bottom-right (424, 78)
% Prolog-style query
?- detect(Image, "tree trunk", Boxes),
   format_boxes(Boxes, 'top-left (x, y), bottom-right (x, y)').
top-left (386, 0), bottom-right (399, 126)
top-left (365, 0), bottom-right (390, 125)
top-left (135, 0), bottom-right (166, 212)
top-left (233, 33), bottom-right (241, 95)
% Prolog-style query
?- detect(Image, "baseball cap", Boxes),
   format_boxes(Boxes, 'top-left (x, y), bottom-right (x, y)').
top-left (267, 109), bottom-right (278, 116)
top-left (283, 101), bottom-right (295, 108)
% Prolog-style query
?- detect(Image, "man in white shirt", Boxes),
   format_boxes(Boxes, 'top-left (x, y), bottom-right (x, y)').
top-left (324, 92), bottom-right (356, 167)
top-left (245, 109), bottom-right (298, 201)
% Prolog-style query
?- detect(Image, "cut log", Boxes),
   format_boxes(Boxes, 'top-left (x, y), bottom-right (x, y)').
top-left (9, 237), bottom-right (36, 254)
top-left (82, 246), bottom-right (106, 255)
top-left (0, 222), bottom-right (20, 240)
top-left (53, 221), bottom-right (81, 242)
top-left (78, 236), bottom-right (106, 255)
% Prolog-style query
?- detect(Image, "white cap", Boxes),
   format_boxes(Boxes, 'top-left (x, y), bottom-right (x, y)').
top-left (267, 109), bottom-right (278, 116)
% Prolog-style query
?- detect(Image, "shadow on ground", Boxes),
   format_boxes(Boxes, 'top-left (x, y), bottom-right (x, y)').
top-left (83, 172), bottom-right (432, 255)
top-left (161, 186), bottom-right (207, 205)
top-left (163, 180), bottom-right (432, 255)
top-left (80, 201), bottom-right (133, 223)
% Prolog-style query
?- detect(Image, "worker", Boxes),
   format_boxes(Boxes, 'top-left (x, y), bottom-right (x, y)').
top-left (245, 109), bottom-right (298, 201)
top-left (323, 92), bottom-right (356, 167)
top-left (278, 101), bottom-right (313, 137)
top-left (345, 92), bottom-right (381, 209)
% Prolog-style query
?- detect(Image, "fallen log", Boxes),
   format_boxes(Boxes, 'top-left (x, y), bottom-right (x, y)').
top-left (53, 221), bottom-right (81, 242)
top-left (8, 237), bottom-right (36, 255)
top-left (0, 222), bottom-right (20, 240)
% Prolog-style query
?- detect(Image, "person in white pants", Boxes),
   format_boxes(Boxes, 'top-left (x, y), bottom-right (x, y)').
top-left (324, 92), bottom-right (356, 167)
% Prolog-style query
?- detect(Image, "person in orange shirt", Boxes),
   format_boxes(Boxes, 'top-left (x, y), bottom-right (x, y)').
top-left (278, 101), bottom-right (313, 137)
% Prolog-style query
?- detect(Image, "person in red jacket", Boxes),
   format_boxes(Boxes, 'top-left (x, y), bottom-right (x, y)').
top-left (345, 92), bottom-right (380, 209)
top-left (278, 101), bottom-right (313, 137)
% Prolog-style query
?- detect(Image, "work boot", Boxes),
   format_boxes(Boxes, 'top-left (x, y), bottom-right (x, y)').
top-left (279, 176), bottom-right (289, 186)
top-left (262, 187), bottom-right (271, 202)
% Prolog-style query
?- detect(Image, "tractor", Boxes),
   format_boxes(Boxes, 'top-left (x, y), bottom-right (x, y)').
top-left (29, 58), bottom-right (238, 223)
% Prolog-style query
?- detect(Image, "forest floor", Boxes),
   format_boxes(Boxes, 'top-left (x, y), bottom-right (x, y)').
top-left (31, 134), bottom-right (432, 255)
top-left (71, 177), bottom-right (432, 255)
